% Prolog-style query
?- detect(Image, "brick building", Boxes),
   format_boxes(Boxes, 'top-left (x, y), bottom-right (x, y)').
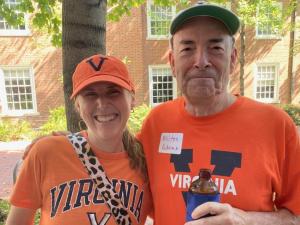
top-left (0, 0), bottom-right (299, 128)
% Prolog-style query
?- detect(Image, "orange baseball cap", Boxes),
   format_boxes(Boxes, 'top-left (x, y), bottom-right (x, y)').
top-left (70, 54), bottom-right (135, 99)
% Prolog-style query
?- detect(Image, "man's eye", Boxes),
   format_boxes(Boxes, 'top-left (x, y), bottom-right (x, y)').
top-left (211, 46), bottom-right (224, 51)
top-left (181, 47), bottom-right (191, 52)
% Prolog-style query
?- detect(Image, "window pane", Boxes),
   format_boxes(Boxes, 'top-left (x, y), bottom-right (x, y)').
top-left (8, 103), bottom-right (13, 110)
top-left (25, 86), bottom-right (32, 93)
top-left (27, 102), bottom-right (33, 109)
top-left (7, 95), bottom-right (12, 102)
top-left (14, 103), bottom-right (20, 109)
top-left (21, 102), bottom-right (27, 109)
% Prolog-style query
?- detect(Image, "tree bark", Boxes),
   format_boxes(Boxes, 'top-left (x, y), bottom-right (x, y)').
top-left (62, 0), bottom-right (107, 132)
top-left (287, 0), bottom-right (296, 104)
top-left (239, 21), bottom-right (245, 96)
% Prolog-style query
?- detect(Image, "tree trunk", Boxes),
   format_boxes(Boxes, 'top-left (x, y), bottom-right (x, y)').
top-left (239, 21), bottom-right (245, 96)
top-left (287, 0), bottom-right (296, 104)
top-left (62, 0), bottom-right (107, 132)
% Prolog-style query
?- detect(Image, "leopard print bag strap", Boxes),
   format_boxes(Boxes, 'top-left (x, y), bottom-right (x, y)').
top-left (67, 133), bottom-right (132, 225)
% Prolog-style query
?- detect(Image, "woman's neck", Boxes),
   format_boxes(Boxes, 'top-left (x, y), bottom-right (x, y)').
top-left (86, 131), bottom-right (125, 153)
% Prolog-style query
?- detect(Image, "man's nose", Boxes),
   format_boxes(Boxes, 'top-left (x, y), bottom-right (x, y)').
top-left (194, 50), bottom-right (211, 69)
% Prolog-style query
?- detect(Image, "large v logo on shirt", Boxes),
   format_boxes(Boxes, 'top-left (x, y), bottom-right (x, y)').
top-left (88, 212), bottom-right (111, 225)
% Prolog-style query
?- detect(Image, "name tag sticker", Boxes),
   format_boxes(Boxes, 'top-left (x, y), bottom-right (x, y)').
top-left (159, 133), bottom-right (183, 154)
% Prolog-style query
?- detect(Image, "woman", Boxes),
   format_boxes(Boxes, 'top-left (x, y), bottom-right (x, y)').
top-left (5, 54), bottom-right (152, 225)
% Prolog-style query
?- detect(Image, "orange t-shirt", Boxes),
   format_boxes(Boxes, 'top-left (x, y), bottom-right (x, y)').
top-left (138, 96), bottom-right (300, 225)
top-left (10, 133), bottom-right (152, 225)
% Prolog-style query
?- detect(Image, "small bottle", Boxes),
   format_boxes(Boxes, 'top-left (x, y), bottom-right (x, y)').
top-left (186, 168), bottom-right (220, 221)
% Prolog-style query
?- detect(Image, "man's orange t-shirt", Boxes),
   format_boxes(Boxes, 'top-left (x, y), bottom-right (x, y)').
top-left (10, 133), bottom-right (152, 225)
top-left (138, 96), bottom-right (300, 225)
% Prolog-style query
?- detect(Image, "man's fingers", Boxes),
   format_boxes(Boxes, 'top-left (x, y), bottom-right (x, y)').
top-left (22, 143), bottom-right (33, 159)
top-left (22, 136), bottom-right (42, 159)
top-left (191, 202), bottom-right (230, 219)
top-left (22, 131), bottom-right (70, 159)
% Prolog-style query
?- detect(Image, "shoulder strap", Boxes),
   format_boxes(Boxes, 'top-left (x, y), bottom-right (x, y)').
top-left (67, 133), bottom-right (132, 225)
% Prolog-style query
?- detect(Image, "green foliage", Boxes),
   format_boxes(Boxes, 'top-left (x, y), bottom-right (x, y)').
top-left (38, 106), bottom-right (67, 135)
top-left (0, 118), bottom-right (35, 141)
top-left (0, 0), bottom-right (192, 46)
top-left (127, 104), bottom-right (150, 134)
top-left (0, 106), bottom-right (66, 141)
top-left (0, 0), bottom-right (61, 46)
top-left (280, 104), bottom-right (300, 126)
top-left (0, 199), bottom-right (40, 225)
top-left (0, 199), bottom-right (9, 225)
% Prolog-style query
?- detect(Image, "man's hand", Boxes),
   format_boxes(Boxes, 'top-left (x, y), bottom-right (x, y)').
top-left (185, 202), bottom-right (247, 225)
top-left (184, 202), bottom-right (299, 225)
top-left (22, 131), bottom-right (70, 159)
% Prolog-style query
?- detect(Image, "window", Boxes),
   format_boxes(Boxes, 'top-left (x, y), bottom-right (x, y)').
top-left (0, 67), bottom-right (37, 116)
top-left (254, 64), bottom-right (279, 103)
top-left (149, 65), bottom-right (177, 106)
top-left (256, 2), bottom-right (282, 39)
top-left (0, 0), bottom-right (30, 36)
top-left (147, 0), bottom-right (176, 39)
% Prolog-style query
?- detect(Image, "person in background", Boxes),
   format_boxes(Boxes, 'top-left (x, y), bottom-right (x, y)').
top-left (138, 1), bottom-right (300, 225)
top-left (6, 54), bottom-right (152, 225)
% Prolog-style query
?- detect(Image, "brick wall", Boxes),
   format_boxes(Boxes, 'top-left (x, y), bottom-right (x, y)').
top-left (0, 32), bottom-right (64, 128)
top-left (1, 0), bottom-right (299, 129)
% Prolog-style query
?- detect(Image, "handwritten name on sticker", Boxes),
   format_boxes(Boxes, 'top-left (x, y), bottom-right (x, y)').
top-left (159, 133), bottom-right (183, 155)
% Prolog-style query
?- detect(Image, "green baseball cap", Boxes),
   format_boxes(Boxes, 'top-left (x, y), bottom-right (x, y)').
top-left (170, 1), bottom-right (240, 35)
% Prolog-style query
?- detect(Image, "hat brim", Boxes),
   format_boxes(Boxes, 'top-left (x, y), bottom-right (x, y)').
top-left (170, 5), bottom-right (240, 35)
top-left (70, 74), bottom-right (134, 99)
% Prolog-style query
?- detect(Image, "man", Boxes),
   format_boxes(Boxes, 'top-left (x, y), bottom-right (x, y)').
top-left (138, 1), bottom-right (300, 225)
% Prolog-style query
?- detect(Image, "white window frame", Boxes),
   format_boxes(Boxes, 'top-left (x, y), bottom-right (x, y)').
top-left (255, 2), bottom-right (282, 39)
top-left (146, 0), bottom-right (176, 40)
top-left (0, 0), bottom-right (30, 36)
top-left (148, 65), bottom-right (177, 107)
top-left (253, 63), bottom-right (279, 104)
top-left (0, 66), bottom-right (38, 116)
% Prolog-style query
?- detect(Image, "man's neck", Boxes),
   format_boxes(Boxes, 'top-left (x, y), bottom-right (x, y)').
top-left (184, 93), bottom-right (237, 117)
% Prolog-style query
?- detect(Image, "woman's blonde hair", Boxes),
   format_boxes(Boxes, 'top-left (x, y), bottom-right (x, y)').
top-left (122, 128), bottom-right (148, 181)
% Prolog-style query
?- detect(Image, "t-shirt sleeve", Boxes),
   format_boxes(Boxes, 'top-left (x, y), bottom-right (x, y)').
top-left (275, 120), bottom-right (300, 215)
top-left (9, 143), bottom-right (43, 209)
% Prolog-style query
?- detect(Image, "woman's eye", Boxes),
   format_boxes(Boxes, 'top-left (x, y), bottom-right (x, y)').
top-left (84, 92), bottom-right (97, 97)
top-left (108, 89), bottom-right (121, 96)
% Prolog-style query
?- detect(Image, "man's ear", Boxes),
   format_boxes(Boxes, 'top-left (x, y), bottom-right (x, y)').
top-left (168, 49), bottom-right (176, 78)
top-left (230, 48), bottom-right (237, 74)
